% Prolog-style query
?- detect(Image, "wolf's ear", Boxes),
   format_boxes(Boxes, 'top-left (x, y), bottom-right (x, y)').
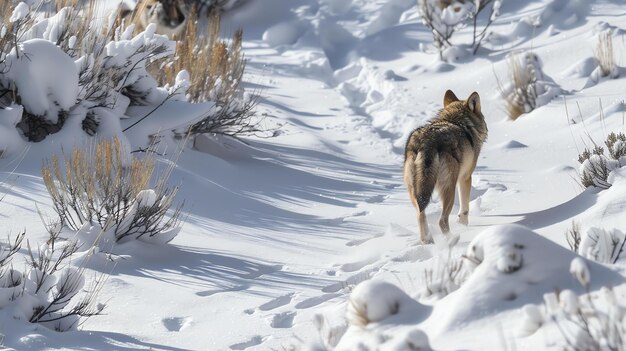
top-left (466, 92), bottom-right (481, 114)
top-left (444, 90), bottom-right (459, 106)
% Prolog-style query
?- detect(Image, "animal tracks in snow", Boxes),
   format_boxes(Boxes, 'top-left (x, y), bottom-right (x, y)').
top-left (258, 293), bottom-right (295, 311)
top-left (229, 335), bottom-right (265, 350)
top-left (339, 256), bottom-right (379, 272)
top-left (161, 316), bottom-right (193, 332)
top-left (322, 268), bottom-right (378, 293)
top-left (326, 210), bottom-right (370, 225)
top-left (268, 311), bottom-right (296, 328)
top-left (345, 232), bottom-right (383, 247)
top-left (294, 293), bottom-right (341, 309)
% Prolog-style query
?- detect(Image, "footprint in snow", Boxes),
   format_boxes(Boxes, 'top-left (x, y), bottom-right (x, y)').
top-left (258, 292), bottom-right (295, 311)
top-left (322, 268), bottom-right (378, 293)
top-left (339, 256), bottom-right (379, 272)
top-left (294, 293), bottom-right (341, 309)
top-left (327, 211), bottom-right (370, 225)
top-left (269, 311), bottom-right (296, 328)
top-left (345, 232), bottom-right (383, 247)
top-left (161, 316), bottom-right (193, 332)
top-left (229, 335), bottom-right (265, 350)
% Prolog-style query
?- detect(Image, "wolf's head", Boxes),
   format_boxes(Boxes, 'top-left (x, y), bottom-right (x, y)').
top-left (442, 90), bottom-right (485, 122)
top-left (443, 90), bottom-right (482, 117)
top-left (137, 0), bottom-right (189, 37)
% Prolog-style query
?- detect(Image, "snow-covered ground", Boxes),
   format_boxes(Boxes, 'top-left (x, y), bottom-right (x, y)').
top-left (2, 0), bottom-right (626, 350)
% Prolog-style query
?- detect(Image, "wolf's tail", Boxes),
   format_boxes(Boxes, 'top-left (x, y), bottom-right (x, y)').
top-left (411, 151), bottom-right (437, 212)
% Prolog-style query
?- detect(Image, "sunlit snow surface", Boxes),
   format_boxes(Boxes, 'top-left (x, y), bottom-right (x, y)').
top-left (1, 0), bottom-right (626, 350)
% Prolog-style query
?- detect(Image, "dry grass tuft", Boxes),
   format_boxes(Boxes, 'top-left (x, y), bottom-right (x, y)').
top-left (594, 31), bottom-right (616, 78)
top-left (150, 8), bottom-right (262, 137)
top-left (152, 9), bottom-right (244, 104)
top-left (42, 137), bottom-right (182, 242)
top-left (498, 53), bottom-right (537, 120)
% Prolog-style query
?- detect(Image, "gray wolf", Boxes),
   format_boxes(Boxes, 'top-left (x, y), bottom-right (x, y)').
top-left (118, 0), bottom-right (190, 38)
top-left (403, 90), bottom-right (488, 243)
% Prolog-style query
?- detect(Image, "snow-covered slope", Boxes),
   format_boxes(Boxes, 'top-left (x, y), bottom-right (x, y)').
top-left (1, 0), bottom-right (626, 350)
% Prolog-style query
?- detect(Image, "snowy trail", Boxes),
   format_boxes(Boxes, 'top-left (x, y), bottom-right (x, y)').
top-left (167, 39), bottom-right (521, 349)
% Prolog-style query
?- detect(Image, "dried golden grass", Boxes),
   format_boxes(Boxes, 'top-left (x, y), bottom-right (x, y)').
top-left (594, 31), bottom-right (616, 78)
top-left (42, 137), bottom-right (156, 231)
top-left (498, 53), bottom-right (536, 120)
top-left (150, 9), bottom-right (245, 104)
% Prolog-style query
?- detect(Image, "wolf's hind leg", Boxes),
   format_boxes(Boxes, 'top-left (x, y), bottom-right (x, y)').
top-left (438, 185), bottom-right (455, 234)
top-left (457, 175), bottom-right (471, 225)
top-left (438, 163), bottom-right (458, 234)
top-left (417, 210), bottom-right (430, 243)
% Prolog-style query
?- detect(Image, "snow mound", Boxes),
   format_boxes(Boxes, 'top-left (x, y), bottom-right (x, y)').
top-left (336, 280), bottom-right (432, 350)
top-left (540, 0), bottom-right (591, 30)
top-left (263, 20), bottom-right (307, 47)
top-left (498, 140), bottom-right (528, 149)
top-left (428, 224), bottom-right (624, 335)
top-left (330, 227), bottom-right (625, 349)
top-left (563, 57), bottom-right (598, 78)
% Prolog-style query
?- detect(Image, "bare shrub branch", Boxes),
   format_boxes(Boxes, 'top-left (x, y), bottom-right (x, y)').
top-left (417, 0), bottom-right (500, 59)
top-left (26, 232), bottom-right (105, 331)
top-left (565, 221), bottom-right (582, 253)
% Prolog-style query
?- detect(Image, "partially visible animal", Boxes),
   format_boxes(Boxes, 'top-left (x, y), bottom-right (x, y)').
top-left (118, 0), bottom-right (190, 38)
top-left (116, 0), bottom-right (249, 38)
top-left (403, 90), bottom-right (488, 243)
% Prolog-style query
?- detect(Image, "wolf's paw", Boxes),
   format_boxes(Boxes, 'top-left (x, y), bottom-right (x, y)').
top-left (420, 236), bottom-right (434, 245)
top-left (457, 213), bottom-right (469, 226)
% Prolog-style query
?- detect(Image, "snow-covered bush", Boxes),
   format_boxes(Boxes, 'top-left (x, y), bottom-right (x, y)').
top-left (0, 1), bottom-right (175, 142)
top-left (417, 0), bottom-right (501, 59)
top-left (519, 258), bottom-right (626, 350)
top-left (335, 280), bottom-right (432, 350)
top-left (566, 218), bottom-right (626, 265)
top-left (578, 132), bottom-right (626, 189)
top-left (0, 1), bottom-right (260, 145)
top-left (150, 9), bottom-right (261, 137)
top-left (41, 137), bottom-right (183, 245)
top-left (0, 231), bottom-right (104, 332)
top-left (498, 52), bottom-right (562, 120)
top-left (578, 227), bottom-right (626, 264)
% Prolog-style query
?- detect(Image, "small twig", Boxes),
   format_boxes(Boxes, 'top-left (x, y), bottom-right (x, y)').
top-left (122, 89), bottom-right (178, 132)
